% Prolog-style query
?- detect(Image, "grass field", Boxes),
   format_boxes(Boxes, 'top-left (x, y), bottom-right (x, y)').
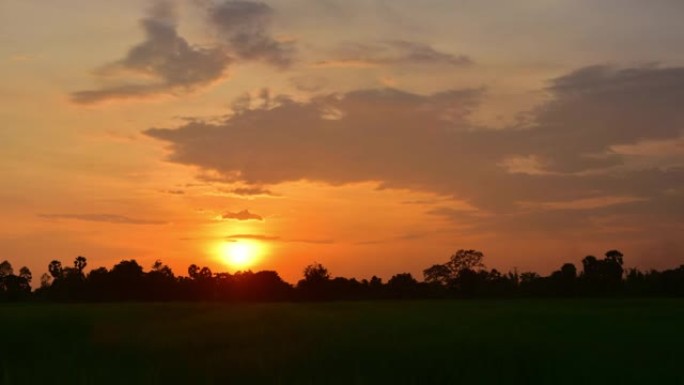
top-left (1, 300), bottom-right (683, 384)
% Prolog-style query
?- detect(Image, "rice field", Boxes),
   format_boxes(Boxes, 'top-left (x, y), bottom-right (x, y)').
top-left (1, 299), bottom-right (683, 384)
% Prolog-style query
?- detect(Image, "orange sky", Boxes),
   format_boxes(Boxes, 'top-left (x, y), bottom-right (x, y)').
top-left (1, 0), bottom-right (683, 283)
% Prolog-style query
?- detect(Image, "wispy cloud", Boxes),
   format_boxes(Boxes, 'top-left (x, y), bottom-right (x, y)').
top-left (222, 209), bottom-right (263, 221)
top-left (72, 1), bottom-right (294, 104)
top-left (517, 196), bottom-right (649, 211)
top-left (38, 213), bottom-right (166, 225)
top-left (225, 186), bottom-right (275, 196)
top-left (208, 0), bottom-right (295, 68)
top-left (226, 233), bottom-right (278, 240)
top-left (72, 2), bottom-right (230, 104)
top-left (316, 40), bottom-right (472, 68)
top-left (226, 234), bottom-right (334, 244)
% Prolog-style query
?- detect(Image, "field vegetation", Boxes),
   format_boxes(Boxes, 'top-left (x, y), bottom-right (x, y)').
top-left (2, 300), bottom-right (683, 384)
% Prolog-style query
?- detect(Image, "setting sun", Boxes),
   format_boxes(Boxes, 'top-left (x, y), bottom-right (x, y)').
top-left (217, 241), bottom-right (263, 269)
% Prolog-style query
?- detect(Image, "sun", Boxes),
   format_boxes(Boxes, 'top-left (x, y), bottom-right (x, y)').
top-left (217, 241), bottom-right (262, 269)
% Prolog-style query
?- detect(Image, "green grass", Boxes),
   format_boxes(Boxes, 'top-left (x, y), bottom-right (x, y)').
top-left (1, 300), bottom-right (683, 384)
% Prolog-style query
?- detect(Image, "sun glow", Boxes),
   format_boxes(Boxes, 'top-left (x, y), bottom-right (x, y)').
top-left (217, 241), bottom-right (263, 269)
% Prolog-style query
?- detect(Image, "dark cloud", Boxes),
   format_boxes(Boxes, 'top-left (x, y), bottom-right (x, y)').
top-left (146, 65), bottom-right (684, 239)
top-left (208, 1), bottom-right (294, 68)
top-left (72, 1), bottom-right (294, 104)
top-left (72, 2), bottom-right (230, 104)
top-left (514, 65), bottom-right (684, 173)
top-left (317, 40), bottom-right (472, 68)
top-left (38, 214), bottom-right (166, 225)
top-left (146, 87), bottom-right (484, 186)
top-left (226, 186), bottom-right (275, 196)
top-left (429, 188), bottom-right (684, 239)
top-left (222, 209), bottom-right (263, 221)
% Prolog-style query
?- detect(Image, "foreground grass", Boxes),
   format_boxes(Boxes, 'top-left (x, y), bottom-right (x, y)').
top-left (1, 300), bottom-right (683, 384)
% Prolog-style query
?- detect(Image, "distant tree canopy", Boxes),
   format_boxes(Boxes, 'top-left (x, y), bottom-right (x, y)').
top-left (0, 260), bottom-right (32, 301)
top-left (1, 248), bottom-right (683, 302)
top-left (424, 249), bottom-right (488, 296)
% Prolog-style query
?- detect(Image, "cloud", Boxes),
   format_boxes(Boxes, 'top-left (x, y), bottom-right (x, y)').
top-left (163, 189), bottom-right (186, 195)
top-left (38, 214), bottom-right (166, 225)
top-left (222, 209), bottom-right (263, 220)
top-left (225, 186), bottom-right (275, 196)
top-left (72, 1), bottom-right (294, 104)
top-left (515, 65), bottom-right (684, 174)
top-left (226, 234), bottom-right (333, 244)
top-left (429, 190), bottom-right (684, 237)
top-left (146, 65), bottom-right (684, 238)
top-left (355, 229), bottom-right (454, 245)
top-left (146, 87), bottom-right (484, 186)
top-left (207, 1), bottom-right (294, 68)
top-left (72, 2), bottom-right (230, 104)
top-left (517, 196), bottom-right (648, 211)
top-left (226, 233), bottom-right (278, 241)
top-left (316, 40), bottom-right (472, 68)
top-left (287, 238), bottom-right (335, 244)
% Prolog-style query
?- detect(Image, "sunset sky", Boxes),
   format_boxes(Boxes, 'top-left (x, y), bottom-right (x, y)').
top-left (1, 0), bottom-right (683, 282)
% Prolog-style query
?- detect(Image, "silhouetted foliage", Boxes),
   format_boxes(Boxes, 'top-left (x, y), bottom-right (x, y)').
top-left (5, 247), bottom-right (684, 302)
top-left (387, 273), bottom-right (424, 298)
top-left (422, 249), bottom-right (490, 297)
top-left (0, 260), bottom-right (31, 301)
top-left (580, 251), bottom-right (624, 295)
top-left (297, 263), bottom-right (332, 300)
top-left (19, 266), bottom-right (32, 283)
top-left (48, 260), bottom-right (63, 279)
top-left (0, 260), bottom-right (14, 277)
top-left (74, 256), bottom-right (87, 272)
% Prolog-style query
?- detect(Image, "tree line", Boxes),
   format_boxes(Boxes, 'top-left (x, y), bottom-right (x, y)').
top-left (1, 249), bottom-right (683, 302)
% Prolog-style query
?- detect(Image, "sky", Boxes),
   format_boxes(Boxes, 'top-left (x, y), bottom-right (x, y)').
top-left (1, 0), bottom-right (683, 282)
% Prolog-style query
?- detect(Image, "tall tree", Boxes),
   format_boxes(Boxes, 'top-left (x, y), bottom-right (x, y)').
top-left (0, 260), bottom-right (13, 277)
top-left (48, 260), bottom-right (63, 279)
top-left (74, 256), bottom-right (87, 275)
top-left (19, 267), bottom-right (32, 283)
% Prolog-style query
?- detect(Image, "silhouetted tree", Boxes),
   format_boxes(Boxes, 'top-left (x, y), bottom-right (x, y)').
top-left (387, 273), bottom-right (422, 298)
top-left (448, 249), bottom-right (485, 273)
top-left (561, 263), bottom-right (577, 279)
top-left (188, 264), bottom-right (200, 280)
top-left (48, 260), bottom-right (63, 279)
top-left (0, 261), bottom-right (31, 301)
top-left (19, 267), bottom-right (32, 284)
top-left (0, 260), bottom-right (13, 277)
top-left (234, 270), bottom-right (293, 301)
top-left (548, 263), bottom-right (578, 296)
top-left (422, 249), bottom-right (487, 297)
top-left (74, 256), bottom-right (87, 276)
top-left (303, 263), bottom-right (329, 282)
top-left (84, 267), bottom-right (110, 301)
top-left (198, 267), bottom-right (213, 280)
top-left (483, 269), bottom-right (517, 297)
top-left (151, 260), bottom-right (174, 278)
top-left (580, 250), bottom-right (624, 295)
top-left (518, 272), bottom-right (543, 296)
top-left (40, 273), bottom-right (52, 289)
top-left (145, 260), bottom-right (177, 301)
top-left (108, 260), bottom-right (145, 301)
top-left (423, 264), bottom-right (452, 286)
top-left (8, 246), bottom-right (684, 302)
top-left (603, 249), bottom-right (624, 282)
top-left (297, 263), bottom-right (332, 300)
